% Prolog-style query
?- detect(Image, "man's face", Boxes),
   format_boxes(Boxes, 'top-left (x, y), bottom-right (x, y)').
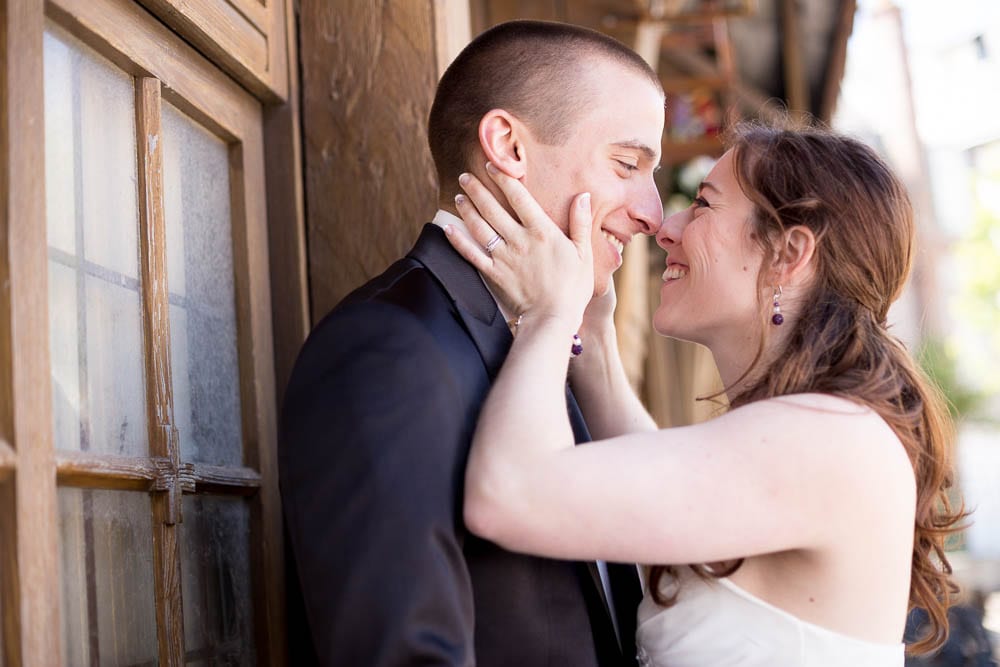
top-left (523, 59), bottom-right (665, 296)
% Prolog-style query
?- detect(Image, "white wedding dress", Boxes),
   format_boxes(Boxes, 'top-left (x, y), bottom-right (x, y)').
top-left (635, 566), bottom-right (905, 667)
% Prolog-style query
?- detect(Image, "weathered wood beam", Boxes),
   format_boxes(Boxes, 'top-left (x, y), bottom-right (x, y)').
top-left (781, 0), bottom-right (808, 117)
top-left (819, 0), bottom-right (857, 123)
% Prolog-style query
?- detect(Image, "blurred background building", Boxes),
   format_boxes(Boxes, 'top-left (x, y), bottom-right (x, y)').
top-left (836, 1), bottom-right (1000, 662)
top-left (0, 0), bottom-right (996, 663)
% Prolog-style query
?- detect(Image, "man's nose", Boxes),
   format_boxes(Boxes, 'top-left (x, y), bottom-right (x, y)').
top-left (631, 182), bottom-right (663, 235)
top-left (656, 209), bottom-right (689, 249)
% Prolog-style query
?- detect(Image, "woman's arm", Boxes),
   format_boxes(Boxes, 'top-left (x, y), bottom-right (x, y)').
top-left (466, 387), bottom-right (915, 567)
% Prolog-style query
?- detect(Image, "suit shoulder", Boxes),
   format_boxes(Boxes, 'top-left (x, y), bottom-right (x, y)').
top-left (288, 262), bottom-right (469, 390)
top-left (317, 259), bottom-right (452, 333)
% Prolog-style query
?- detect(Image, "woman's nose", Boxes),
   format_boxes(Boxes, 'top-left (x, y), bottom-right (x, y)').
top-left (656, 209), bottom-right (689, 249)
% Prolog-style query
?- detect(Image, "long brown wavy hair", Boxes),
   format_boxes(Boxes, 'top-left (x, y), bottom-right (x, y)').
top-left (647, 121), bottom-right (967, 655)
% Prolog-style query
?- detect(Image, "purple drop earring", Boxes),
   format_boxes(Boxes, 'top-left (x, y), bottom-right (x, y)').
top-left (771, 286), bottom-right (784, 326)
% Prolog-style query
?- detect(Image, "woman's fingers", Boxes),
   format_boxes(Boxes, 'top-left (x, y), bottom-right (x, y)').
top-left (453, 192), bottom-right (505, 254)
top-left (458, 171), bottom-right (522, 246)
top-left (484, 162), bottom-right (558, 235)
top-left (443, 224), bottom-right (494, 276)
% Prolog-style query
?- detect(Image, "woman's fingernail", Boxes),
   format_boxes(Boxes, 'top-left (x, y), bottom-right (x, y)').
top-left (458, 173), bottom-right (470, 186)
top-left (579, 193), bottom-right (591, 208)
top-left (485, 162), bottom-right (498, 174)
top-left (443, 224), bottom-right (453, 236)
top-left (455, 194), bottom-right (466, 205)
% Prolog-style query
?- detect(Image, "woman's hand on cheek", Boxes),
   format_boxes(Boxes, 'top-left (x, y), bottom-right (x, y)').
top-left (442, 164), bottom-right (595, 330)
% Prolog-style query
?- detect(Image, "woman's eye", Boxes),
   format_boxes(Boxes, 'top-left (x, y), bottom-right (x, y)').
top-left (693, 196), bottom-right (710, 208)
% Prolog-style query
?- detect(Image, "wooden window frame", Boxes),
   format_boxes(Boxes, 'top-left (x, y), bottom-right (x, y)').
top-left (135, 0), bottom-right (290, 101)
top-left (1, 0), bottom-right (296, 663)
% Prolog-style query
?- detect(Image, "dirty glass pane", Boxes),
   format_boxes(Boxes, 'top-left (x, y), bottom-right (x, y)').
top-left (162, 101), bottom-right (243, 467)
top-left (59, 488), bottom-right (157, 666)
top-left (44, 24), bottom-right (148, 456)
top-left (180, 495), bottom-right (255, 665)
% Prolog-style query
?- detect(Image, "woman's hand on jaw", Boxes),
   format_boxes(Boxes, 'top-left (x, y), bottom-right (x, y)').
top-left (443, 163), bottom-right (595, 331)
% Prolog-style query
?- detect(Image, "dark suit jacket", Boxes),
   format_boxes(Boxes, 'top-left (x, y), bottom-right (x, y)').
top-left (280, 224), bottom-right (641, 666)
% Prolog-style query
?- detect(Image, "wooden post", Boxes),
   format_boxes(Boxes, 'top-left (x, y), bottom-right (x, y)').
top-left (613, 19), bottom-right (666, 391)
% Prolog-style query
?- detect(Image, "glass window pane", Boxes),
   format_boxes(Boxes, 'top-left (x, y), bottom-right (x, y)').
top-left (180, 495), bottom-right (255, 665)
top-left (44, 24), bottom-right (148, 456)
top-left (84, 278), bottom-right (148, 455)
top-left (162, 102), bottom-right (243, 467)
top-left (59, 488), bottom-right (157, 666)
top-left (49, 261), bottom-right (81, 451)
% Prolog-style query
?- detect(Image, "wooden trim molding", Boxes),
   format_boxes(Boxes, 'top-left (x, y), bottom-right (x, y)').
top-left (263, 0), bottom-right (308, 411)
top-left (1, 0), bottom-right (62, 662)
top-left (133, 75), bottom-right (185, 663)
top-left (191, 463), bottom-right (261, 494)
top-left (54, 450), bottom-right (262, 494)
top-left (48, 0), bottom-right (259, 142)
top-left (134, 0), bottom-right (289, 101)
top-left (56, 451), bottom-right (161, 490)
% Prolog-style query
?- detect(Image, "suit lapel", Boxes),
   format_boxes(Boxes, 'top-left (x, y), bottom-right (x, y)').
top-left (570, 381), bottom-right (640, 663)
top-left (409, 224), bottom-right (511, 378)
top-left (609, 562), bottom-right (642, 665)
top-left (567, 386), bottom-right (611, 619)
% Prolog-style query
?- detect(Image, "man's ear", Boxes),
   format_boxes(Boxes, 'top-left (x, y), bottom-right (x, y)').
top-left (772, 225), bottom-right (816, 286)
top-left (478, 109), bottom-right (528, 179)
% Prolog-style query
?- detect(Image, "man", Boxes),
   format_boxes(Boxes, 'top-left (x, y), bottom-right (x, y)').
top-left (280, 19), bottom-right (665, 666)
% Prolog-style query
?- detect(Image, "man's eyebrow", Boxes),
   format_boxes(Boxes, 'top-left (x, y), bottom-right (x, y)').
top-left (611, 140), bottom-right (659, 160)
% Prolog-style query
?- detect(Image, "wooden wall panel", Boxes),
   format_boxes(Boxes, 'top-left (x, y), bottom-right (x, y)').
top-left (300, 0), bottom-right (440, 320)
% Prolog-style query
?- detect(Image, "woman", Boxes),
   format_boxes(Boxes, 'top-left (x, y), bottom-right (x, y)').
top-left (442, 123), bottom-right (965, 666)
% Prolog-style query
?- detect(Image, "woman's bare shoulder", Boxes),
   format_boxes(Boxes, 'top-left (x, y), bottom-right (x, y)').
top-left (710, 393), bottom-right (915, 489)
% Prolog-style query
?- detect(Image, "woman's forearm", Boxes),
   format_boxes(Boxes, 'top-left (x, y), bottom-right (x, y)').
top-left (570, 322), bottom-right (657, 439)
top-left (463, 316), bottom-right (579, 533)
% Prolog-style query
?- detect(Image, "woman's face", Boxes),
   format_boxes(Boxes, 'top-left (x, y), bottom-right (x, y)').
top-left (652, 149), bottom-right (768, 349)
